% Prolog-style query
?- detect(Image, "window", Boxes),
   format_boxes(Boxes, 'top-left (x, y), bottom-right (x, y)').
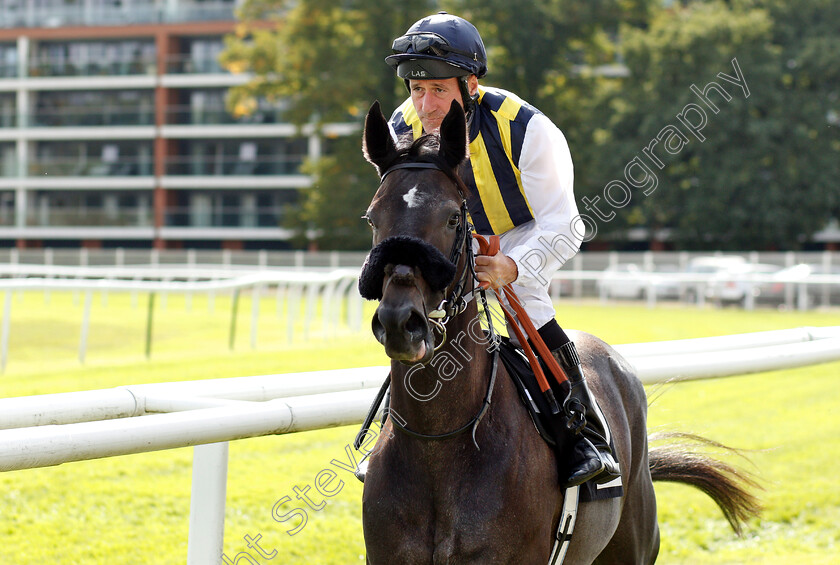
top-left (32, 140), bottom-right (153, 176)
top-left (34, 90), bottom-right (154, 126)
top-left (31, 40), bottom-right (155, 76)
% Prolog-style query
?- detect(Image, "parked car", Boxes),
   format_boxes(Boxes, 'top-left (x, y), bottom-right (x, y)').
top-left (756, 263), bottom-right (840, 308)
top-left (597, 263), bottom-right (680, 300)
top-left (680, 256), bottom-right (781, 306)
top-left (679, 256), bottom-right (746, 303)
top-left (706, 262), bottom-right (781, 305)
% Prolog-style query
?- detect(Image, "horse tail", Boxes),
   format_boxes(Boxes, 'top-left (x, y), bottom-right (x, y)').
top-left (647, 432), bottom-right (762, 535)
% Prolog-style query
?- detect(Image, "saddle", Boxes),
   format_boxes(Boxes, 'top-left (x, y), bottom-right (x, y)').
top-left (497, 337), bottom-right (623, 503)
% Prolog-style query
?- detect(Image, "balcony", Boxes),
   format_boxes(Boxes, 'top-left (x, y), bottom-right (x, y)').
top-left (165, 55), bottom-right (227, 75)
top-left (27, 58), bottom-right (156, 78)
top-left (166, 205), bottom-right (282, 228)
top-left (26, 207), bottom-right (153, 228)
top-left (165, 155), bottom-right (304, 176)
top-left (0, 63), bottom-right (17, 79)
top-left (0, 3), bottom-right (237, 30)
top-left (166, 105), bottom-right (286, 126)
top-left (29, 157), bottom-right (154, 177)
top-left (28, 108), bottom-right (155, 128)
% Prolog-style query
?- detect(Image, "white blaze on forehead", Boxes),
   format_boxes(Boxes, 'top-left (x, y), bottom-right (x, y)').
top-left (402, 185), bottom-right (426, 208)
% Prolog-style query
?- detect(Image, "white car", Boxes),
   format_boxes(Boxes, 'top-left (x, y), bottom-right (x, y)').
top-left (597, 264), bottom-right (680, 300)
top-left (757, 263), bottom-right (840, 307)
top-left (681, 257), bottom-right (780, 305)
top-left (706, 262), bottom-right (781, 304)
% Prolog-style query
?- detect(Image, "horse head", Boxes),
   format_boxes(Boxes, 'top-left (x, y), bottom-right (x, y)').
top-left (359, 100), bottom-right (470, 365)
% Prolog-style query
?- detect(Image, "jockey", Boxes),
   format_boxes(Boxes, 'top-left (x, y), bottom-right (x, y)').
top-left (385, 12), bottom-right (620, 488)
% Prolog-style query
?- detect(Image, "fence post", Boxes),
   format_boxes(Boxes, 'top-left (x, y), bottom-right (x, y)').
top-left (275, 282), bottom-right (286, 319)
top-left (287, 283), bottom-right (300, 343)
top-left (821, 250), bottom-right (831, 307)
top-left (145, 292), bottom-right (156, 358)
top-left (44, 247), bottom-right (53, 304)
top-left (229, 289), bottom-right (240, 350)
top-left (797, 282), bottom-right (809, 311)
top-left (250, 284), bottom-right (262, 349)
top-left (79, 290), bottom-right (93, 364)
top-left (348, 284), bottom-right (362, 332)
top-left (784, 251), bottom-right (796, 310)
top-left (646, 279), bottom-right (656, 309)
top-left (187, 249), bottom-right (197, 312)
top-left (322, 279), bottom-right (336, 338)
top-left (744, 283), bottom-right (755, 311)
top-left (1, 291), bottom-right (12, 372)
top-left (304, 282), bottom-right (317, 340)
top-left (187, 442), bottom-right (229, 565)
top-left (643, 251), bottom-right (654, 273)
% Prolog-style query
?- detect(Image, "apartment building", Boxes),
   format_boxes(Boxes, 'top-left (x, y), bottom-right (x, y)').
top-left (0, 0), bottom-right (351, 250)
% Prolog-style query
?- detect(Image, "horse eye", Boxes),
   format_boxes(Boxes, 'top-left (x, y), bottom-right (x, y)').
top-left (447, 213), bottom-right (461, 228)
top-left (363, 214), bottom-right (376, 229)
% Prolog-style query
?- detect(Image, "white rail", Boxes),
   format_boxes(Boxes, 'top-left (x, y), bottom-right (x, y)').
top-left (0, 268), bottom-right (364, 370)
top-left (0, 388), bottom-right (381, 472)
top-left (1, 326), bottom-right (839, 564)
top-left (2, 326), bottom-right (839, 465)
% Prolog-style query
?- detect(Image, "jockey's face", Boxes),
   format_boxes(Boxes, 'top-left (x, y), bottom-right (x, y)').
top-left (409, 76), bottom-right (477, 134)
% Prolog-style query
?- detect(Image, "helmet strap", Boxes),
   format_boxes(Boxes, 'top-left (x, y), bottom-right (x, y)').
top-left (459, 76), bottom-right (477, 117)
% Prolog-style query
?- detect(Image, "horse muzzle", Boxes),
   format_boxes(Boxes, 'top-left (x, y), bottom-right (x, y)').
top-left (372, 302), bottom-right (434, 365)
top-left (360, 236), bottom-right (455, 365)
top-left (370, 264), bottom-right (436, 365)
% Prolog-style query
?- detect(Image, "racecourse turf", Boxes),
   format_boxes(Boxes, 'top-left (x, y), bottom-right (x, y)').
top-left (0, 290), bottom-right (838, 564)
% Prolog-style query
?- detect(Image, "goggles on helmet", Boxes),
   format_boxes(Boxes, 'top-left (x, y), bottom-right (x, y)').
top-left (391, 32), bottom-right (477, 61)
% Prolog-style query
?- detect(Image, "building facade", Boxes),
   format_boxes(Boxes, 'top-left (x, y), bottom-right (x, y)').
top-left (0, 0), bottom-right (351, 250)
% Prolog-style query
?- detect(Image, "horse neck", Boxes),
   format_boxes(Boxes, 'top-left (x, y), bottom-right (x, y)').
top-left (388, 299), bottom-right (493, 437)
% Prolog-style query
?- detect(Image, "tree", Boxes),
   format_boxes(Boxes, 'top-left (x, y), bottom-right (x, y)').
top-left (448, 0), bottom-right (655, 107)
top-left (221, 0), bottom-right (438, 250)
top-left (588, 0), bottom-right (840, 250)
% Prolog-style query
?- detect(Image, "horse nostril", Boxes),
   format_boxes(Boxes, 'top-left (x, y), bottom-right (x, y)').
top-left (404, 310), bottom-right (428, 341)
top-left (373, 305), bottom-right (428, 345)
top-left (372, 313), bottom-right (387, 345)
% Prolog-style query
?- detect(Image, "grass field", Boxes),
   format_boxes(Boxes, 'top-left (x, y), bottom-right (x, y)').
top-left (0, 290), bottom-right (838, 564)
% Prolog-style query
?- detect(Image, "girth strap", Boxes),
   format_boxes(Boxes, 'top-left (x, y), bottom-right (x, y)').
top-left (549, 485), bottom-right (580, 565)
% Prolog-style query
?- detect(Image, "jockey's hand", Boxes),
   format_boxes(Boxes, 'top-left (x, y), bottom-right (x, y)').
top-left (475, 253), bottom-right (518, 290)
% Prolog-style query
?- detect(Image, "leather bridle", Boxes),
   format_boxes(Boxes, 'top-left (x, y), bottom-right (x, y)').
top-left (364, 160), bottom-right (499, 449)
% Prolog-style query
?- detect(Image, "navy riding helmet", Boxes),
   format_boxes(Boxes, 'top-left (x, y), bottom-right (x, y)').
top-left (386, 12), bottom-right (488, 81)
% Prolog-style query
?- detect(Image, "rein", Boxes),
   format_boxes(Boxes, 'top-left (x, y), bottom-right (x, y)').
top-left (389, 349), bottom-right (498, 449)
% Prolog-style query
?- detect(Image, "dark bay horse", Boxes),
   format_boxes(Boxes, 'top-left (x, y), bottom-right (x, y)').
top-left (358, 100), bottom-right (759, 564)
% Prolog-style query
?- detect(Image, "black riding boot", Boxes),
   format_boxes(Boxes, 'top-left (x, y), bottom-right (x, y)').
top-left (553, 341), bottom-right (621, 488)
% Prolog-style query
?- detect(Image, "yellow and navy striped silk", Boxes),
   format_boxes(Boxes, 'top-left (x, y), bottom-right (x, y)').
top-left (393, 98), bottom-right (424, 140)
top-left (389, 87), bottom-right (540, 235)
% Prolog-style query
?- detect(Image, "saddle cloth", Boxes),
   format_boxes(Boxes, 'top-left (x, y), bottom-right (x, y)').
top-left (497, 337), bottom-right (624, 503)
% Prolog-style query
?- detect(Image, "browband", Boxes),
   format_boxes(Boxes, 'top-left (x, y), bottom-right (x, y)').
top-left (380, 161), bottom-right (443, 182)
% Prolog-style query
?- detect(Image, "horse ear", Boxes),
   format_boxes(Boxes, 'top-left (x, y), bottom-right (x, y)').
top-left (438, 100), bottom-right (468, 170)
top-left (363, 100), bottom-right (396, 176)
